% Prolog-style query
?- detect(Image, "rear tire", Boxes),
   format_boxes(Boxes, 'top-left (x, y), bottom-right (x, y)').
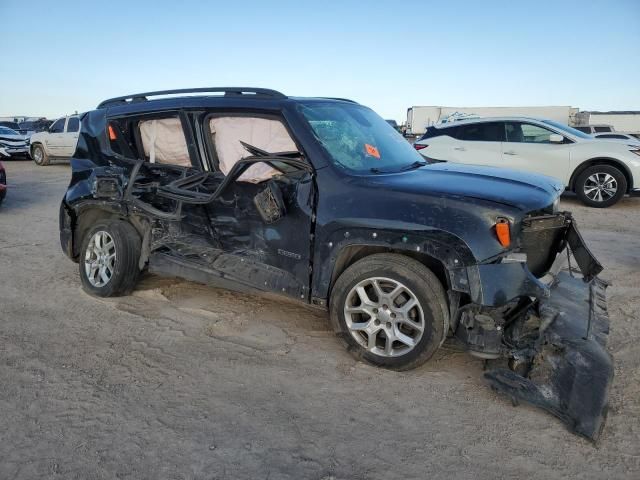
top-left (575, 164), bottom-right (626, 208)
top-left (78, 219), bottom-right (141, 297)
top-left (31, 144), bottom-right (49, 166)
top-left (329, 253), bottom-right (449, 370)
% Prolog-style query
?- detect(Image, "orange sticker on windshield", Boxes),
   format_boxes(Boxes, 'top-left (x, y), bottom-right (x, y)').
top-left (365, 144), bottom-right (380, 158)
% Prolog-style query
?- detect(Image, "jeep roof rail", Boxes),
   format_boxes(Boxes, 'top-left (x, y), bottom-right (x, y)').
top-left (320, 97), bottom-right (358, 104)
top-left (97, 87), bottom-right (287, 108)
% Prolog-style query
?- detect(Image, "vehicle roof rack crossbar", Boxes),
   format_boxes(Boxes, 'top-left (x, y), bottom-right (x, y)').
top-left (98, 87), bottom-right (287, 108)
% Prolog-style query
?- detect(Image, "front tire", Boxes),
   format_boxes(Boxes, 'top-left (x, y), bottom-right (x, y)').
top-left (79, 220), bottom-right (141, 297)
top-left (31, 144), bottom-right (49, 166)
top-left (329, 253), bottom-right (449, 370)
top-left (575, 164), bottom-right (626, 208)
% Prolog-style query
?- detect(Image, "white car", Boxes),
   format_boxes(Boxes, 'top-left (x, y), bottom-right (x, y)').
top-left (29, 115), bottom-right (81, 166)
top-left (592, 132), bottom-right (640, 146)
top-left (414, 117), bottom-right (640, 207)
top-left (0, 126), bottom-right (29, 158)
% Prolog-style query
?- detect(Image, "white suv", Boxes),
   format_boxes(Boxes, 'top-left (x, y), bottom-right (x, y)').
top-left (29, 115), bottom-right (81, 166)
top-left (414, 117), bottom-right (640, 207)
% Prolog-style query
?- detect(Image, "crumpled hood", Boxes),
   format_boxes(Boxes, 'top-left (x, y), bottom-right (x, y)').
top-left (366, 162), bottom-right (564, 212)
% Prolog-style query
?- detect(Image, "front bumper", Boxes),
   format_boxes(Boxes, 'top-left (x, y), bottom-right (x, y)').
top-left (485, 272), bottom-right (612, 441)
top-left (0, 145), bottom-right (29, 157)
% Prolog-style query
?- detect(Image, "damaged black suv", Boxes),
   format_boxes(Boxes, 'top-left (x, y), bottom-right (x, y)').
top-left (60, 88), bottom-right (612, 440)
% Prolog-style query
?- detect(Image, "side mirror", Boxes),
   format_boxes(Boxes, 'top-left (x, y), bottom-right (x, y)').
top-left (549, 134), bottom-right (564, 143)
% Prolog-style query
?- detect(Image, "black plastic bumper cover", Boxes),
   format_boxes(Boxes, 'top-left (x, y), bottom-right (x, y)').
top-left (485, 272), bottom-right (612, 441)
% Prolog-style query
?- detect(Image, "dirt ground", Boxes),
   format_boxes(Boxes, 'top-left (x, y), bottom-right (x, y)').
top-left (1, 160), bottom-right (639, 479)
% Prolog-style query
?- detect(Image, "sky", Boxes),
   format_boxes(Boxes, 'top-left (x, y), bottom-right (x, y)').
top-left (1, 0), bottom-right (639, 122)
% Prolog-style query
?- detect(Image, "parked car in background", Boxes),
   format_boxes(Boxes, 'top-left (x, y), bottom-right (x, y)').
top-left (0, 161), bottom-right (6, 204)
top-left (592, 132), bottom-right (640, 146)
top-left (29, 115), bottom-right (81, 165)
top-left (414, 117), bottom-right (640, 207)
top-left (0, 126), bottom-right (30, 159)
top-left (0, 121), bottom-right (30, 136)
top-left (574, 124), bottom-right (614, 134)
top-left (19, 118), bottom-right (53, 137)
top-left (58, 87), bottom-right (612, 440)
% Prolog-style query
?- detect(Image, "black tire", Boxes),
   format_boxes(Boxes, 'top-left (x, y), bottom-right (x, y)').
top-left (31, 144), bottom-right (49, 166)
top-left (78, 219), bottom-right (141, 297)
top-left (575, 164), bottom-right (626, 208)
top-left (329, 253), bottom-right (449, 370)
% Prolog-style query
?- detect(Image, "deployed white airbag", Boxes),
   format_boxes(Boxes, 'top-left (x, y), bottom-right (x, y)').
top-left (139, 118), bottom-right (191, 167)
top-left (209, 117), bottom-right (296, 183)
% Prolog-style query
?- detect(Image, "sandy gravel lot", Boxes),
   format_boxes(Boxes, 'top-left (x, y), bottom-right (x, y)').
top-left (1, 160), bottom-right (639, 479)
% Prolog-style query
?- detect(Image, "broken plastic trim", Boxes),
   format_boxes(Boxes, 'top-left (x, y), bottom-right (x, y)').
top-left (485, 273), bottom-right (612, 442)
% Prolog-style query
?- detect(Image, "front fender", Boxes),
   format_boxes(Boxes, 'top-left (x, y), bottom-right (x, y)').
top-left (311, 225), bottom-right (477, 301)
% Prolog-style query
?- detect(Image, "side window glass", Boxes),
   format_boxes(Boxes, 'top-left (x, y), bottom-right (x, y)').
top-left (457, 122), bottom-right (504, 142)
top-left (50, 119), bottom-right (65, 133)
top-left (138, 117), bottom-right (191, 167)
top-left (66, 117), bottom-right (80, 132)
top-left (208, 116), bottom-right (297, 183)
top-left (506, 122), bottom-right (555, 143)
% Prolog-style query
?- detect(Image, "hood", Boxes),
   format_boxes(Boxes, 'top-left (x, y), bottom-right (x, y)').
top-left (365, 163), bottom-right (563, 212)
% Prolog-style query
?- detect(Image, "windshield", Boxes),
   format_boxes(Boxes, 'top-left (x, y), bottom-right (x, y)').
top-left (542, 119), bottom-right (593, 139)
top-left (0, 127), bottom-right (19, 135)
top-left (299, 103), bottom-right (424, 173)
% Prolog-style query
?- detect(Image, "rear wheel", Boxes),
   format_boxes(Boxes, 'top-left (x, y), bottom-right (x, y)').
top-left (575, 164), bottom-right (626, 208)
top-left (329, 253), bottom-right (449, 370)
top-left (79, 220), bottom-right (141, 297)
top-left (31, 144), bottom-right (49, 166)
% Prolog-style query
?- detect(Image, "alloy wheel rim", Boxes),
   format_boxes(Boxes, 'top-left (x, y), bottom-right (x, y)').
top-left (343, 277), bottom-right (425, 357)
top-left (34, 147), bottom-right (42, 163)
top-left (84, 231), bottom-right (116, 287)
top-left (584, 173), bottom-right (617, 202)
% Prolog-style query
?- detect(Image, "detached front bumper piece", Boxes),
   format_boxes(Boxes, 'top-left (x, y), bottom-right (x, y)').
top-left (485, 271), bottom-right (612, 441)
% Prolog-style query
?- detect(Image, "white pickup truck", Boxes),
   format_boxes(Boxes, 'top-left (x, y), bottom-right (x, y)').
top-left (29, 115), bottom-right (80, 165)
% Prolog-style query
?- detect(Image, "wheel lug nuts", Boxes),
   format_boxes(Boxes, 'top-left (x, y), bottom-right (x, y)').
top-left (374, 319), bottom-right (381, 326)
top-left (373, 308), bottom-right (378, 314)
top-left (386, 322), bottom-right (392, 329)
top-left (390, 312), bottom-right (396, 318)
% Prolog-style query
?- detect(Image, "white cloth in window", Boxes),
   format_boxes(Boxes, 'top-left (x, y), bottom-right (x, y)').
top-left (209, 117), bottom-right (296, 183)
top-left (139, 118), bottom-right (191, 167)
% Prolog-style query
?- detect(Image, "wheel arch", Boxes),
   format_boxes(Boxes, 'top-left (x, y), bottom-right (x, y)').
top-left (328, 245), bottom-right (450, 299)
top-left (569, 157), bottom-right (634, 193)
top-left (70, 203), bottom-right (145, 260)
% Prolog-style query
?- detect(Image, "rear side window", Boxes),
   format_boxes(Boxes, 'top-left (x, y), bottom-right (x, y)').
top-left (66, 117), bottom-right (79, 132)
top-left (419, 126), bottom-right (454, 141)
top-left (50, 118), bottom-right (65, 133)
top-left (455, 122), bottom-right (504, 142)
top-left (594, 126), bottom-right (612, 133)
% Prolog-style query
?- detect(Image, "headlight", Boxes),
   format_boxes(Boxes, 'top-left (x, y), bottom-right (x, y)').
top-left (630, 148), bottom-right (640, 157)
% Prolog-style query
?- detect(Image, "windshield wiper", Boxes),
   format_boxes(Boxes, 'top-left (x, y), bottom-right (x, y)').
top-left (398, 160), bottom-right (427, 172)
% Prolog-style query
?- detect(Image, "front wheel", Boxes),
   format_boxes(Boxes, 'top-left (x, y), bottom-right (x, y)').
top-left (329, 253), bottom-right (449, 370)
top-left (79, 220), bottom-right (141, 297)
top-left (31, 144), bottom-right (49, 166)
top-left (575, 164), bottom-right (626, 208)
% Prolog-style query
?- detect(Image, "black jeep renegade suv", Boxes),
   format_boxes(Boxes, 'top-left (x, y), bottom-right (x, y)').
top-left (60, 88), bottom-right (612, 440)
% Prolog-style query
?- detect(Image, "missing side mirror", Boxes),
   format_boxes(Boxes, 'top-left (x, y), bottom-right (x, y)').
top-left (253, 180), bottom-right (286, 224)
